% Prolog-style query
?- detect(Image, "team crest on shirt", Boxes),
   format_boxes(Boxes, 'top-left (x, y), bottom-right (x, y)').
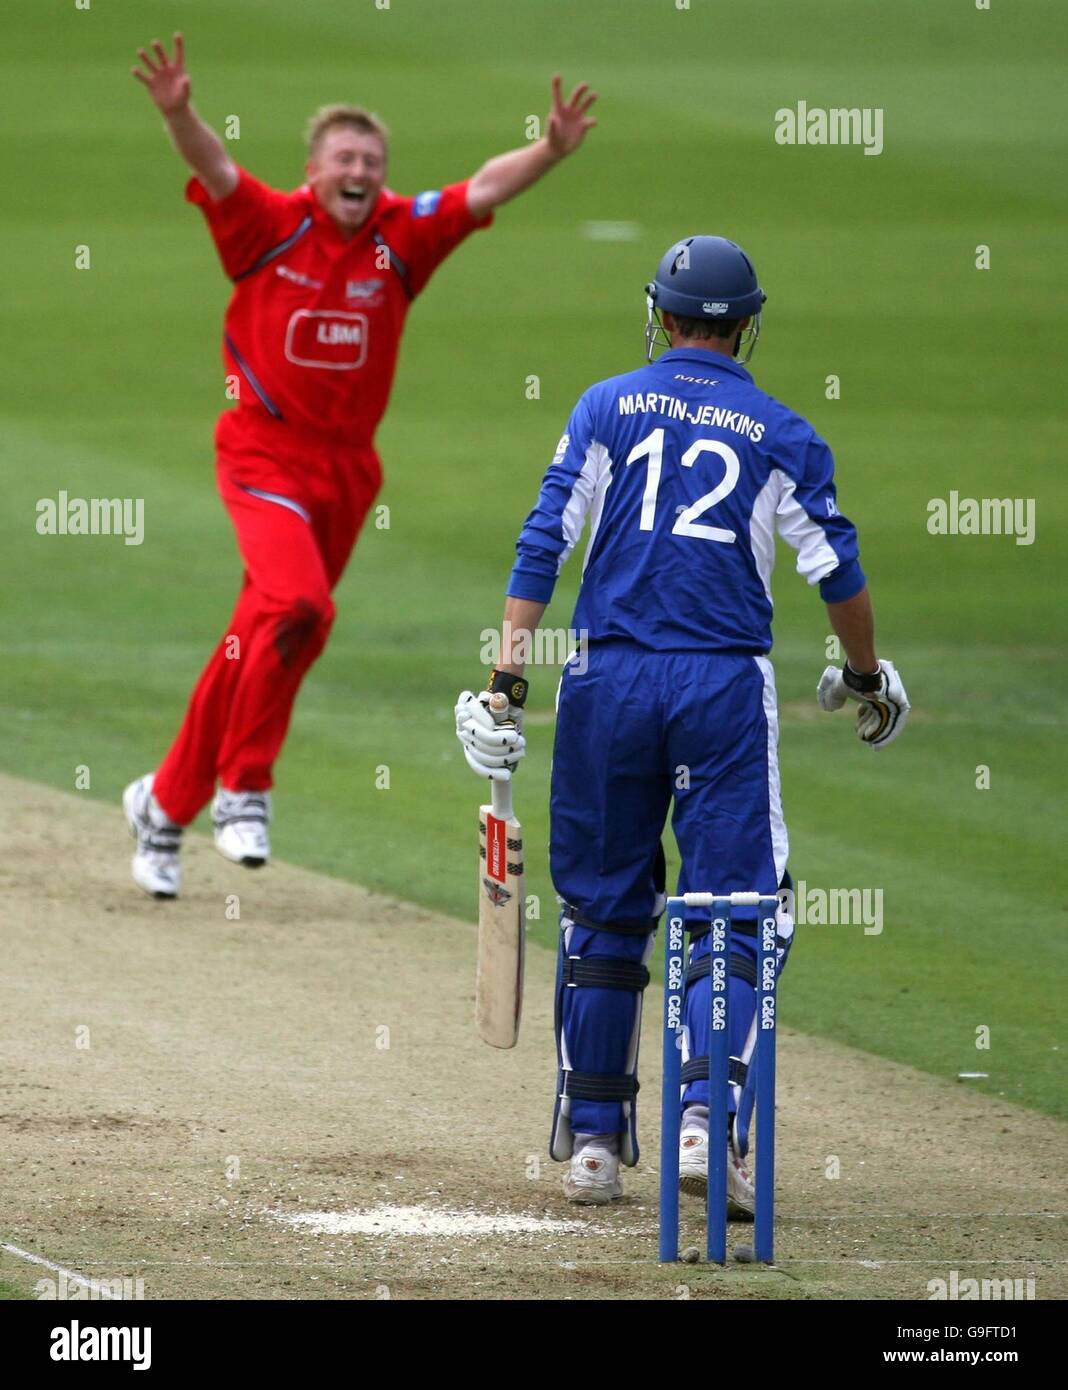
top-left (345, 277), bottom-right (385, 304)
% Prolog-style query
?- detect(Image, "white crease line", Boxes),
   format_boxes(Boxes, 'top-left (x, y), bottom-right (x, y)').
top-left (0, 1242), bottom-right (120, 1299)
top-left (52, 1256), bottom-right (1068, 1270)
top-left (781, 1213), bottom-right (1065, 1221)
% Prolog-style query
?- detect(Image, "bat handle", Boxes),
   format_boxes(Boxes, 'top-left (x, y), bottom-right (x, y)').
top-left (487, 691), bottom-right (517, 820)
top-left (491, 776), bottom-right (514, 821)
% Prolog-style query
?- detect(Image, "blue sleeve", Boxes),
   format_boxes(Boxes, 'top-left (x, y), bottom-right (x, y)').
top-left (506, 394), bottom-right (601, 603)
top-left (772, 418), bottom-right (866, 603)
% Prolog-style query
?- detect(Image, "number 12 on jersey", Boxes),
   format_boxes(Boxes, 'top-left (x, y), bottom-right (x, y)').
top-left (625, 427), bottom-right (740, 544)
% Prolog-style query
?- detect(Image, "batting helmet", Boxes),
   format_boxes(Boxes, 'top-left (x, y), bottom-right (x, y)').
top-left (644, 235), bottom-right (766, 363)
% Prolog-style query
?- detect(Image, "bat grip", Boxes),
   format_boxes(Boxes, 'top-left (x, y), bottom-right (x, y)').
top-left (491, 776), bottom-right (514, 821)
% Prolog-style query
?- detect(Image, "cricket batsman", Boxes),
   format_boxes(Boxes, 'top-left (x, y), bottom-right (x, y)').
top-left (121, 34), bottom-right (597, 897)
top-left (455, 236), bottom-right (910, 1207)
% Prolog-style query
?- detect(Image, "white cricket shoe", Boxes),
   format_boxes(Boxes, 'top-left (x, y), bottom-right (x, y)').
top-left (123, 774), bottom-right (182, 899)
top-left (212, 788), bottom-right (271, 867)
top-left (678, 1120), bottom-right (755, 1220)
top-left (562, 1144), bottom-right (623, 1205)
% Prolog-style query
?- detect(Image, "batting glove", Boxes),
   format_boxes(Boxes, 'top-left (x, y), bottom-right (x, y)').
top-left (817, 659), bottom-right (910, 750)
top-left (455, 690), bottom-right (526, 782)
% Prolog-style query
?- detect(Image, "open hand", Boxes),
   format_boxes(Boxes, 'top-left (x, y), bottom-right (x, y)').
top-left (131, 33), bottom-right (191, 116)
top-left (546, 75), bottom-right (598, 157)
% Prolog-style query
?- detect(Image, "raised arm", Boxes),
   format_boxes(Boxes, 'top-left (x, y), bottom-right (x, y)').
top-left (466, 75), bottom-right (597, 221)
top-left (131, 33), bottom-right (238, 200)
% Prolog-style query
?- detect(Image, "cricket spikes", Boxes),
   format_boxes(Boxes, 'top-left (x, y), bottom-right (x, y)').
top-left (212, 788), bottom-right (271, 867)
top-left (123, 773), bottom-right (183, 899)
top-left (678, 1122), bottom-right (755, 1220)
top-left (562, 1143), bottom-right (624, 1205)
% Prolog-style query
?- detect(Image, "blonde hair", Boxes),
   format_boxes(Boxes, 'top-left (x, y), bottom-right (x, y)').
top-left (305, 104), bottom-right (390, 157)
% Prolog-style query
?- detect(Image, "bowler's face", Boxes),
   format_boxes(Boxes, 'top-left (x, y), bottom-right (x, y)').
top-left (307, 128), bottom-right (386, 234)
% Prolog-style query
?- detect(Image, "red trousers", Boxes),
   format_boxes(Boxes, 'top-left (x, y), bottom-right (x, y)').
top-left (154, 411), bottom-right (381, 825)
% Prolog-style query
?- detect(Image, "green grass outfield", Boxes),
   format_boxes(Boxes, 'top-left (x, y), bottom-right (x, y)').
top-left (2, 1), bottom-right (1065, 1118)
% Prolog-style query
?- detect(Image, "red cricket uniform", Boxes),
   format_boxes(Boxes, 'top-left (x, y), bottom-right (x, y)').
top-left (153, 170), bottom-right (492, 824)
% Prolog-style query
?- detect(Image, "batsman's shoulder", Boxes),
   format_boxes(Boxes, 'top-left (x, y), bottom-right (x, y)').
top-left (575, 363), bottom-right (649, 417)
top-left (561, 373), bottom-right (620, 431)
top-left (755, 388), bottom-right (827, 453)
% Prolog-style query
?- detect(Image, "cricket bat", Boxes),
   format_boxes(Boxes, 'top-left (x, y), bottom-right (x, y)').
top-left (476, 692), bottom-right (525, 1048)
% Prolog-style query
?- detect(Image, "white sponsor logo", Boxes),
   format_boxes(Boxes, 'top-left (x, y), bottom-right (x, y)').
top-left (761, 995), bottom-right (775, 1029)
top-left (673, 374), bottom-right (721, 387)
top-left (761, 916), bottom-right (777, 953)
top-left (702, 301), bottom-right (729, 314)
top-left (284, 310), bottom-right (369, 370)
top-left (318, 323), bottom-right (361, 344)
top-left (275, 265), bottom-right (324, 289)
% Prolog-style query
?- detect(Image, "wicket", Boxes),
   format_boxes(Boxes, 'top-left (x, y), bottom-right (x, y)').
top-left (659, 891), bottom-right (779, 1264)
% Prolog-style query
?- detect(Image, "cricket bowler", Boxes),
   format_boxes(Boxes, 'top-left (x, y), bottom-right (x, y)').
top-left (122, 35), bottom-right (597, 897)
top-left (455, 236), bottom-right (910, 1207)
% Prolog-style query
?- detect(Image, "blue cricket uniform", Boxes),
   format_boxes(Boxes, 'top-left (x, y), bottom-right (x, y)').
top-left (511, 348), bottom-right (865, 1149)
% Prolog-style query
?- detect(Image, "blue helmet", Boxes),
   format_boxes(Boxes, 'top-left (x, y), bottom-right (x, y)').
top-left (645, 235), bottom-right (766, 363)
